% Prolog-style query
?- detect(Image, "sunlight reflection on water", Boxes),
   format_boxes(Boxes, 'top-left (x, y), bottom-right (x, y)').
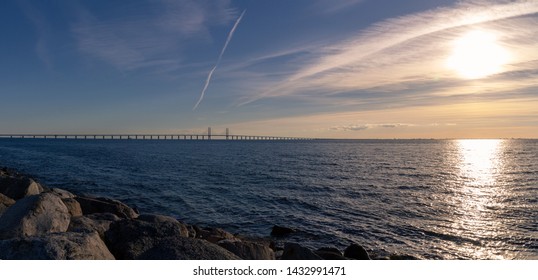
top-left (452, 139), bottom-right (512, 259)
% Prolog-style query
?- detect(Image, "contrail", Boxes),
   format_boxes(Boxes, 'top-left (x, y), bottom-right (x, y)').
top-left (193, 9), bottom-right (246, 110)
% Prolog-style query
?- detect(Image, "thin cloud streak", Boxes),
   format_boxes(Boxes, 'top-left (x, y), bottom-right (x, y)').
top-left (239, 0), bottom-right (538, 105)
top-left (193, 9), bottom-right (246, 110)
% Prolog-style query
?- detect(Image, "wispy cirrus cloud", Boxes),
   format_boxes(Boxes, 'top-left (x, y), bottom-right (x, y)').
top-left (72, 0), bottom-right (235, 72)
top-left (238, 0), bottom-right (538, 106)
top-left (311, 0), bottom-right (366, 15)
top-left (19, 0), bottom-right (54, 68)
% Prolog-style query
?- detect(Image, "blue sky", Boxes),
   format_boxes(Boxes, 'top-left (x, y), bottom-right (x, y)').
top-left (1, 0), bottom-right (538, 138)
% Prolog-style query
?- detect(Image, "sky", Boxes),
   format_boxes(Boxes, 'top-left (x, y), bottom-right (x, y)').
top-left (1, 0), bottom-right (538, 139)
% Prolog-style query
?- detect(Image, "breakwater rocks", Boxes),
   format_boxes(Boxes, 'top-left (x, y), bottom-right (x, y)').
top-left (0, 167), bottom-right (380, 260)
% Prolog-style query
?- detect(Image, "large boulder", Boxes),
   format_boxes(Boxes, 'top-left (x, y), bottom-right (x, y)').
top-left (105, 215), bottom-right (238, 259)
top-left (50, 188), bottom-right (76, 199)
top-left (0, 193), bottom-right (70, 239)
top-left (75, 196), bottom-right (138, 219)
top-left (0, 193), bottom-right (16, 216)
top-left (218, 239), bottom-right (275, 260)
top-left (0, 232), bottom-right (114, 260)
top-left (62, 198), bottom-right (83, 217)
top-left (0, 174), bottom-right (44, 200)
top-left (68, 213), bottom-right (121, 239)
top-left (281, 243), bottom-right (322, 260)
top-left (134, 237), bottom-right (241, 260)
top-left (344, 243), bottom-right (371, 260)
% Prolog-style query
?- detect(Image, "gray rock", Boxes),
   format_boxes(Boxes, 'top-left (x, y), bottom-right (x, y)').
top-left (0, 175), bottom-right (44, 200)
top-left (86, 212), bottom-right (122, 222)
top-left (344, 243), bottom-right (370, 260)
top-left (281, 243), bottom-right (322, 260)
top-left (0, 232), bottom-right (114, 260)
top-left (62, 198), bottom-right (83, 217)
top-left (105, 216), bottom-right (238, 259)
top-left (75, 196), bottom-right (138, 219)
top-left (50, 188), bottom-right (76, 199)
top-left (218, 239), bottom-right (275, 260)
top-left (0, 193), bottom-right (70, 239)
top-left (136, 237), bottom-right (241, 260)
top-left (68, 213), bottom-right (120, 239)
top-left (0, 193), bottom-right (16, 216)
top-left (315, 247), bottom-right (346, 260)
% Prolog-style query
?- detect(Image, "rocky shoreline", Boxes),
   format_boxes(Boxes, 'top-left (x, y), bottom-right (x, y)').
top-left (0, 167), bottom-right (400, 260)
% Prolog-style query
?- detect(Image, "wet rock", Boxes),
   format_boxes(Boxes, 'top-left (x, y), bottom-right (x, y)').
top-left (281, 243), bottom-right (322, 260)
top-left (68, 213), bottom-right (121, 239)
top-left (104, 216), bottom-right (238, 259)
top-left (75, 196), bottom-right (138, 219)
top-left (315, 247), bottom-right (346, 260)
top-left (271, 225), bottom-right (297, 237)
top-left (0, 174), bottom-right (44, 200)
top-left (0, 193), bottom-right (70, 239)
top-left (218, 239), bottom-right (275, 260)
top-left (0, 193), bottom-right (16, 216)
top-left (62, 198), bottom-right (83, 217)
top-left (344, 243), bottom-right (370, 260)
top-left (0, 232), bottom-right (114, 260)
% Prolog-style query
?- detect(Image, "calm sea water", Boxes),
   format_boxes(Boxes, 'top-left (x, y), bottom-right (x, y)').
top-left (0, 139), bottom-right (536, 259)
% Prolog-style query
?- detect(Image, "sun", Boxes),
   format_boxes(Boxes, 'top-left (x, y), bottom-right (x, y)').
top-left (446, 30), bottom-right (510, 79)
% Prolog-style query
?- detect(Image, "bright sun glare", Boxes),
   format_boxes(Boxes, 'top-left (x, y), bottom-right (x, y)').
top-left (446, 30), bottom-right (510, 79)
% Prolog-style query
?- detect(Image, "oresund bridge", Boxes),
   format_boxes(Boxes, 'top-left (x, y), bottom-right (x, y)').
top-left (0, 128), bottom-right (315, 141)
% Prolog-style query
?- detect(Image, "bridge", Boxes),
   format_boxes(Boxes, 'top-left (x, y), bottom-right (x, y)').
top-left (0, 128), bottom-right (315, 141)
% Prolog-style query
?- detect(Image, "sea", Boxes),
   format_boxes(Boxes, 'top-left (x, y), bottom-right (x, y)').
top-left (0, 138), bottom-right (536, 259)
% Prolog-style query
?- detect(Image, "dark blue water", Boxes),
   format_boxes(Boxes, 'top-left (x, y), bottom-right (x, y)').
top-left (0, 139), bottom-right (536, 259)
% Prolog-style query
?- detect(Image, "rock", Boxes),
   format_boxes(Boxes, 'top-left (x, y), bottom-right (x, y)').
top-left (0, 175), bottom-right (44, 200)
top-left (271, 225), bottom-right (296, 237)
top-left (75, 196), bottom-right (138, 219)
top-left (218, 239), bottom-right (275, 260)
top-left (0, 232), bottom-right (114, 260)
top-left (68, 213), bottom-right (121, 239)
top-left (196, 227), bottom-right (236, 243)
top-left (0, 193), bottom-right (16, 216)
top-left (315, 247), bottom-right (346, 260)
top-left (62, 198), bottom-right (83, 217)
top-left (137, 214), bottom-right (190, 236)
top-left (50, 188), bottom-right (76, 199)
top-left (344, 243), bottom-right (370, 260)
top-left (185, 224), bottom-right (197, 238)
top-left (0, 193), bottom-right (70, 239)
top-left (104, 216), bottom-right (238, 260)
top-left (104, 214), bottom-right (189, 258)
top-left (281, 243), bottom-right (322, 260)
top-left (137, 237), bottom-right (241, 260)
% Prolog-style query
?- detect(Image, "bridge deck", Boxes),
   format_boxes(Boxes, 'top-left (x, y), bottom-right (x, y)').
top-left (0, 134), bottom-right (314, 140)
